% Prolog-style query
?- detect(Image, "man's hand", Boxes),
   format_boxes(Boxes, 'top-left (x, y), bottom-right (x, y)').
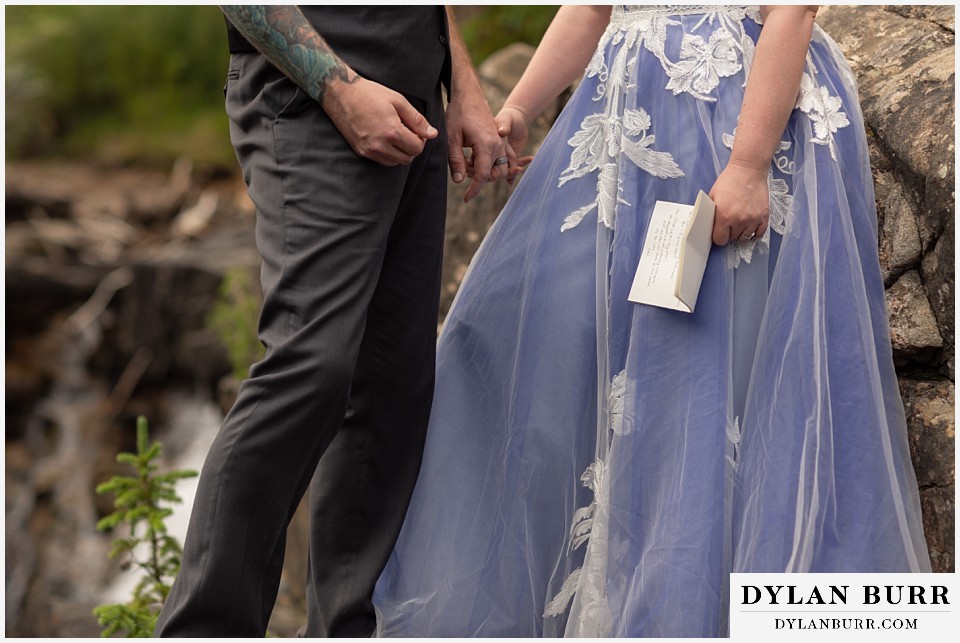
top-left (323, 76), bottom-right (438, 167)
top-left (464, 107), bottom-right (533, 188)
top-left (220, 6), bottom-right (437, 167)
top-left (444, 8), bottom-right (507, 202)
top-left (446, 91), bottom-right (506, 202)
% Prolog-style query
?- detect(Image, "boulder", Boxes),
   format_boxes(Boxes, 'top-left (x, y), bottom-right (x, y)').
top-left (821, 5), bottom-right (956, 572)
top-left (817, 5), bottom-right (955, 376)
top-left (870, 134), bottom-right (923, 286)
top-left (95, 227), bottom-right (260, 394)
top-left (886, 5), bottom-right (955, 36)
top-left (921, 215), bottom-right (955, 377)
top-left (885, 269), bottom-right (944, 363)
top-left (900, 379), bottom-right (955, 572)
top-left (818, 6), bottom-right (953, 241)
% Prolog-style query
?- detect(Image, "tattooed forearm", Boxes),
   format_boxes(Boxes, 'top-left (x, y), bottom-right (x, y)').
top-left (221, 5), bottom-right (357, 103)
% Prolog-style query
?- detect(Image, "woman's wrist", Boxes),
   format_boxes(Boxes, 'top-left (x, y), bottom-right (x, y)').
top-left (499, 103), bottom-right (532, 127)
top-left (726, 154), bottom-right (771, 179)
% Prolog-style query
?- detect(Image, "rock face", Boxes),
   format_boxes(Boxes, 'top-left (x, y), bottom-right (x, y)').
top-left (886, 269), bottom-right (945, 362)
top-left (818, 5), bottom-right (955, 378)
top-left (900, 379), bottom-right (956, 573)
top-left (816, 5), bottom-right (954, 572)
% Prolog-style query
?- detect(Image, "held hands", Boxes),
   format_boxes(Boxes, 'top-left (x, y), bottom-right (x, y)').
top-left (321, 76), bottom-right (438, 166)
top-left (463, 106), bottom-right (533, 189)
top-left (707, 161), bottom-right (769, 246)
top-left (322, 68), bottom-right (531, 201)
top-left (446, 85), bottom-right (510, 202)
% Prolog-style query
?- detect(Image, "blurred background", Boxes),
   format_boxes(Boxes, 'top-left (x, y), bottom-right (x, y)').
top-left (5, 5), bottom-right (557, 168)
top-left (5, 5), bottom-right (560, 636)
top-left (4, 4), bottom-right (954, 638)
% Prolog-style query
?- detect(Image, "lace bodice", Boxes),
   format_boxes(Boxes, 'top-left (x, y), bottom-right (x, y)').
top-left (612, 5), bottom-right (762, 21)
top-left (556, 2), bottom-right (850, 269)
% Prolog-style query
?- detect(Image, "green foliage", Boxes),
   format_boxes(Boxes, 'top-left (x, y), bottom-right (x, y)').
top-left (5, 5), bottom-right (557, 166)
top-left (93, 416), bottom-right (198, 637)
top-left (5, 5), bottom-right (233, 167)
top-left (458, 6), bottom-right (559, 65)
top-left (207, 267), bottom-right (264, 381)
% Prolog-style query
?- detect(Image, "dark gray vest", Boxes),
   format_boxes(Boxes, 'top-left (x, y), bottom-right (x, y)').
top-left (226, 6), bottom-right (451, 101)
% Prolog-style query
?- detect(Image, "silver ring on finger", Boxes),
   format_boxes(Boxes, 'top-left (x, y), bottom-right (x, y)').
top-left (493, 157), bottom-right (509, 166)
top-left (740, 231), bottom-right (757, 241)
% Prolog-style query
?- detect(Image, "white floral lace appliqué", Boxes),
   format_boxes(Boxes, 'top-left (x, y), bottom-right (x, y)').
top-left (795, 72), bottom-right (850, 160)
top-left (665, 29), bottom-right (741, 101)
top-left (609, 369), bottom-right (627, 434)
top-left (544, 457), bottom-right (612, 636)
top-left (558, 6), bottom-right (767, 232)
top-left (559, 7), bottom-right (847, 237)
top-left (725, 416), bottom-right (742, 471)
top-left (544, 368), bottom-right (625, 628)
top-left (544, 460), bottom-right (604, 616)
top-left (559, 21), bottom-right (689, 232)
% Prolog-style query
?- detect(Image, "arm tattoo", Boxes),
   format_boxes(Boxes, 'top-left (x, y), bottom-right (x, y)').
top-left (221, 5), bottom-right (357, 103)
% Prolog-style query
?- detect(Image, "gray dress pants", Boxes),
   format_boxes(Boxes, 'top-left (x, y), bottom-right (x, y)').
top-left (156, 52), bottom-right (447, 637)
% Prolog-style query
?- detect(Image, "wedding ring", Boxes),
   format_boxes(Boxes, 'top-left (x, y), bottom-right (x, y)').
top-left (494, 157), bottom-right (509, 165)
top-left (741, 231), bottom-right (757, 241)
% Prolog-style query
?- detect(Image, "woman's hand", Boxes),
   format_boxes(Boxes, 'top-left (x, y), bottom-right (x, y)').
top-left (495, 106), bottom-right (534, 186)
top-left (705, 5), bottom-right (816, 244)
top-left (496, 106), bottom-right (530, 159)
top-left (465, 106), bottom-right (534, 186)
top-left (708, 161), bottom-right (769, 246)
top-left (705, 5), bottom-right (815, 245)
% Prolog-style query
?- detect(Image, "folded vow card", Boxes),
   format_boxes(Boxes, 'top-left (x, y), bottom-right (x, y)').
top-left (628, 190), bottom-right (716, 313)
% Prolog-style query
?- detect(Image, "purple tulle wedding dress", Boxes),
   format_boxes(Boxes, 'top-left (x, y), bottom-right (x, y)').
top-left (373, 5), bottom-right (931, 637)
